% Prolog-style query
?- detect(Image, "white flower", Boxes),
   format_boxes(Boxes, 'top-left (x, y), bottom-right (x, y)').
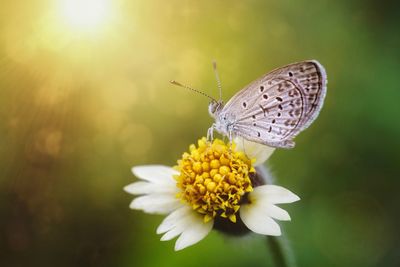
top-left (124, 137), bottom-right (300, 251)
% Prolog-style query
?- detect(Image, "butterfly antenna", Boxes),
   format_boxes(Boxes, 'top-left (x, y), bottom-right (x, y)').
top-left (212, 60), bottom-right (222, 101)
top-left (170, 80), bottom-right (217, 102)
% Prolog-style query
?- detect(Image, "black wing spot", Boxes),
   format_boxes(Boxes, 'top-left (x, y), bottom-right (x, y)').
top-left (278, 104), bottom-right (283, 110)
top-left (260, 86), bottom-right (264, 92)
top-left (288, 71), bottom-right (293, 77)
top-left (272, 119), bottom-right (276, 124)
top-left (252, 115), bottom-right (256, 119)
top-left (263, 94), bottom-right (268, 99)
top-left (242, 102), bottom-right (247, 108)
top-left (276, 97), bottom-right (283, 102)
top-left (257, 132), bottom-right (261, 137)
top-left (253, 122), bottom-right (257, 126)
top-left (268, 126), bottom-right (272, 133)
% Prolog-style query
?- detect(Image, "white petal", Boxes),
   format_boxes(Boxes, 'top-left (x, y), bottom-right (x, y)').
top-left (124, 181), bottom-right (178, 195)
top-left (234, 137), bottom-right (275, 166)
top-left (174, 215), bottom-right (213, 251)
top-left (129, 194), bottom-right (181, 214)
top-left (263, 204), bottom-right (291, 221)
top-left (132, 165), bottom-right (178, 185)
top-left (251, 185), bottom-right (300, 204)
top-left (157, 206), bottom-right (193, 234)
top-left (160, 210), bottom-right (194, 241)
top-left (240, 203), bottom-right (281, 236)
top-left (156, 206), bottom-right (213, 250)
top-left (161, 227), bottom-right (184, 241)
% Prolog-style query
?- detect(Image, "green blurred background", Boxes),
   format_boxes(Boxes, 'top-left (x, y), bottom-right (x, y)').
top-left (1, 0), bottom-right (399, 266)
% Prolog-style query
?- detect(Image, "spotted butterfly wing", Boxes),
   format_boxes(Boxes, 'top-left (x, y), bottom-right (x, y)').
top-left (220, 60), bottom-right (327, 148)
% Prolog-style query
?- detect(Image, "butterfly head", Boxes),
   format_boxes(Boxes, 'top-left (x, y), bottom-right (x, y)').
top-left (208, 99), bottom-right (224, 118)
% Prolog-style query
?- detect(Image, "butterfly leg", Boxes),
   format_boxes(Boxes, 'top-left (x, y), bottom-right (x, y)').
top-left (227, 129), bottom-right (236, 151)
top-left (207, 124), bottom-right (215, 142)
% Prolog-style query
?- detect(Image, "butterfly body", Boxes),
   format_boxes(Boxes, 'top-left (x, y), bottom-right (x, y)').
top-left (208, 60), bottom-right (327, 149)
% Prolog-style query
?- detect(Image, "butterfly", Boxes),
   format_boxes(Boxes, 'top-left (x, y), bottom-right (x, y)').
top-left (172, 60), bottom-right (327, 149)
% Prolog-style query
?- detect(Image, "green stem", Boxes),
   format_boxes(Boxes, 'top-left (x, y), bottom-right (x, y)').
top-left (256, 165), bottom-right (297, 267)
top-left (267, 233), bottom-right (296, 267)
top-left (267, 236), bottom-right (287, 267)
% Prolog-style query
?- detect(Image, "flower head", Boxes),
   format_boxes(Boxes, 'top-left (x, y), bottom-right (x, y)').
top-left (124, 137), bottom-right (299, 251)
top-left (176, 138), bottom-right (254, 224)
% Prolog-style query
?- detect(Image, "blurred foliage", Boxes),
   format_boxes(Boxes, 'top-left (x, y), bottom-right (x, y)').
top-left (0, 0), bottom-right (399, 266)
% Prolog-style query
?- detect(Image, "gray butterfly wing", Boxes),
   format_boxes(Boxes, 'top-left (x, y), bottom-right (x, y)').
top-left (222, 60), bottom-right (327, 148)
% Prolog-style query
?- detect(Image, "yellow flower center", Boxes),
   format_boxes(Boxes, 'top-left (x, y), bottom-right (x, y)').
top-left (175, 137), bottom-right (255, 223)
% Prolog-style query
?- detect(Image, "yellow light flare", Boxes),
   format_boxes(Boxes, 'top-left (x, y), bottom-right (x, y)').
top-left (59, 0), bottom-right (112, 32)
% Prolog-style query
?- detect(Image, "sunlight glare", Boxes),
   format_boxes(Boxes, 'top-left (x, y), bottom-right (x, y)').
top-left (59, 0), bottom-right (111, 31)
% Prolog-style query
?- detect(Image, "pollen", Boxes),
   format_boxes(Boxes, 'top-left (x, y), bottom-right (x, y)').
top-left (175, 137), bottom-right (255, 223)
